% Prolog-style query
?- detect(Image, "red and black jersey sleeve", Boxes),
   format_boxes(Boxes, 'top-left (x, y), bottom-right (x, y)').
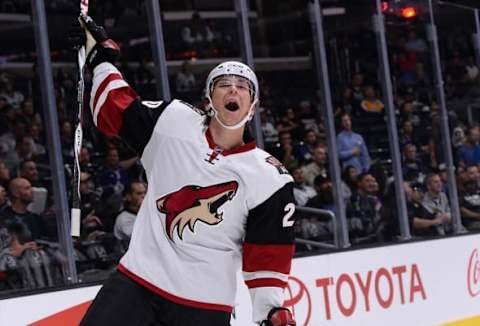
top-left (242, 181), bottom-right (296, 290)
top-left (90, 62), bottom-right (169, 155)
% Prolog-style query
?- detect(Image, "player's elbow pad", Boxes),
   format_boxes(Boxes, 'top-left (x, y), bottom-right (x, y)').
top-left (86, 39), bottom-right (120, 69)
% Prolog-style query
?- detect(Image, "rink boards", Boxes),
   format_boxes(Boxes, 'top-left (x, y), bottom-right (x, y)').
top-left (0, 234), bottom-right (479, 326)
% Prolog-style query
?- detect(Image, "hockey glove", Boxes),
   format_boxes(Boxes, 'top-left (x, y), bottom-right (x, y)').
top-left (260, 307), bottom-right (296, 326)
top-left (75, 13), bottom-right (120, 69)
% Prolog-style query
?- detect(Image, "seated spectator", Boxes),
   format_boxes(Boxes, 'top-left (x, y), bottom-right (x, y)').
top-left (301, 143), bottom-right (328, 186)
top-left (337, 113), bottom-right (371, 173)
top-left (0, 78), bottom-right (24, 110)
top-left (260, 110), bottom-right (279, 151)
top-left (78, 172), bottom-right (102, 236)
top-left (404, 30), bottom-right (428, 54)
top-left (291, 168), bottom-right (316, 206)
top-left (335, 87), bottom-right (354, 118)
top-left (306, 175), bottom-right (335, 213)
top-left (295, 129), bottom-right (318, 165)
top-left (465, 56), bottom-right (479, 83)
top-left (350, 73), bottom-right (365, 111)
top-left (1, 178), bottom-right (60, 289)
top-left (2, 178), bottom-right (50, 242)
top-left (403, 183), bottom-right (446, 237)
top-left (19, 160), bottom-right (49, 215)
top-left (0, 185), bottom-right (7, 213)
top-left (272, 131), bottom-right (299, 170)
top-left (456, 125), bottom-right (480, 167)
top-left (341, 165), bottom-right (358, 202)
top-left (347, 173), bottom-right (382, 242)
top-left (175, 60), bottom-right (197, 94)
top-left (276, 108), bottom-right (302, 141)
top-left (3, 135), bottom-right (37, 173)
top-left (0, 160), bottom-right (10, 188)
top-left (97, 147), bottom-right (128, 200)
top-left (114, 181), bottom-right (146, 252)
top-left (421, 173), bottom-right (452, 235)
top-left (402, 144), bottom-right (429, 185)
top-left (181, 12), bottom-right (214, 56)
top-left (459, 165), bottom-right (480, 231)
top-left (359, 85), bottom-right (384, 118)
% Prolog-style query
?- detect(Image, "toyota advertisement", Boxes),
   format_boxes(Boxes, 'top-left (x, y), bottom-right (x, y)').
top-left (0, 234), bottom-right (479, 326)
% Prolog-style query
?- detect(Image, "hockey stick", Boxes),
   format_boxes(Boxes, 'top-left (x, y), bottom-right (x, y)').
top-left (71, 0), bottom-right (89, 237)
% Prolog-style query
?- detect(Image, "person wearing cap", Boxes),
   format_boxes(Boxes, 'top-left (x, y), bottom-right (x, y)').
top-left (71, 15), bottom-right (296, 326)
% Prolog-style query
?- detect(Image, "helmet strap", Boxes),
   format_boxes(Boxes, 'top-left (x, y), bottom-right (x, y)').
top-left (206, 96), bottom-right (258, 130)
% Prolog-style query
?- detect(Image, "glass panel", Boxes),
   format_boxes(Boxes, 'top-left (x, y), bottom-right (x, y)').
top-left (435, 1), bottom-right (480, 234)
top-left (324, 1), bottom-right (402, 247)
top-left (384, 0), bottom-right (460, 240)
top-left (0, 5), bottom-right (69, 295)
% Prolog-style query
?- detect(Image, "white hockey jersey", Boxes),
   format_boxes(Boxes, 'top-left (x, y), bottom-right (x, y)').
top-left (90, 62), bottom-right (296, 323)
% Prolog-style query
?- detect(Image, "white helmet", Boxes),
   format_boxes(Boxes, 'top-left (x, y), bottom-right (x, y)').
top-left (205, 61), bottom-right (259, 130)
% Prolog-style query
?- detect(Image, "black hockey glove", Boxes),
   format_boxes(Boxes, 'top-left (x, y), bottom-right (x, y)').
top-left (69, 13), bottom-right (120, 69)
top-left (260, 307), bottom-right (296, 326)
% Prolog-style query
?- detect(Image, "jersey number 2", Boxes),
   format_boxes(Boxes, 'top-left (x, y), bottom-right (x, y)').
top-left (282, 203), bottom-right (295, 227)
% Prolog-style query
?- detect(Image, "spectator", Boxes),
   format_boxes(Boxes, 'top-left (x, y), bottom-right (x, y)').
top-left (3, 135), bottom-right (36, 173)
top-left (181, 12), bottom-right (214, 56)
top-left (272, 131), bottom-right (299, 170)
top-left (335, 87), bottom-right (354, 118)
top-left (347, 173), bottom-right (382, 242)
top-left (0, 79), bottom-right (24, 110)
top-left (350, 73), bottom-right (365, 110)
top-left (359, 85), bottom-right (384, 118)
top-left (19, 160), bottom-right (48, 215)
top-left (276, 108), bottom-right (302, 140)
top-left (465, 56), bottom-right (479, 83)
top-left (77, 172), bottom-right (103, 238)
top-left (0, 161), bottom-right (10, 187)
top-left (337, 113), bottom-right (371, 173)
top-left (175, 60), bottom-right (197, 94)
top-left (96, 148), bottom-right (129, 230)
top-left (404, 183), bottom-right (446, 237)
top-left (1, 178), bottom-right (50, 243)
top-left (260, 109), bottom-right (278, 151)
top-left (301, 143), bottom-right (328, 186)
top-left (295, 129), bottom-right (318, 165)
top-left (459, 165), bottom-right (480, 231)
top-left (341, 165), bottom-right (358, 202)
top-left (97, 147), bottom-right (128, 199)
top-left (291, 168), bottom-right (316, 206)
top-left (306, 175), bottom-right (335, 213)
top-left (0, 185), bottom-right (7, 213)
top-left (402, 144), bottom-right (429, 185)
top-left (421, 173), bottom-right (452, 235)
top-left (404, 30), bottom-right (428, 54)
top-left (114, 181), bottom-right (146, 251)
top-left (19, 160), bottom-right (41, 187)
top-left (2, 178), bottom-right (60, 289)
top-left (456, 125), bottom-right (480, 167)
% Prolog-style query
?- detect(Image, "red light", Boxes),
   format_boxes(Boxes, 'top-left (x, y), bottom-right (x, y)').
top-left (401, 6), bottom-right (417, 19)
top-left (381, 1), bottom-right (389, 12)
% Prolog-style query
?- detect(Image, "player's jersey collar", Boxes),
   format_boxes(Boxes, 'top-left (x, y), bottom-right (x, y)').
top-left (205, 128), bottom-right (256, 156)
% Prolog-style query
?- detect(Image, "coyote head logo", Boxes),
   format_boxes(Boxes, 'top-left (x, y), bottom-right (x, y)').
top-left (156, 181), bottom-right (238, 241)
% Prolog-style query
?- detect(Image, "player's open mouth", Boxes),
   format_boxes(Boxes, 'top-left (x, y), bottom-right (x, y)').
top-left (225, 102), bottom-right (239, 112)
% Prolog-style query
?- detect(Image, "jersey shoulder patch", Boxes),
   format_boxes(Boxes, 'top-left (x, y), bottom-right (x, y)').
top-left (177, 99), bottom-right (207, 116)
top-left (265, 155), bottom-right (289, 175)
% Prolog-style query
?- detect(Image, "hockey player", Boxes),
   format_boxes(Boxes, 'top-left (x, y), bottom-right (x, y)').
top-left (72, 14), bottom-right (296, 326)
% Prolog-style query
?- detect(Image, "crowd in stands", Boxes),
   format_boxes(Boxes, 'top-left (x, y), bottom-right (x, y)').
top-left (1, 7), bottom-right (480, 294)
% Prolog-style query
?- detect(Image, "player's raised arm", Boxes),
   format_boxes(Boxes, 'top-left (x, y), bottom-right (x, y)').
top-left (71, 14), bottom-right (168, 156)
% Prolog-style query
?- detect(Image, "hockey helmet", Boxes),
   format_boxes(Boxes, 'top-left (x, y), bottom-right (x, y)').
top-left (206, 61), bottom-right (259, 103)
